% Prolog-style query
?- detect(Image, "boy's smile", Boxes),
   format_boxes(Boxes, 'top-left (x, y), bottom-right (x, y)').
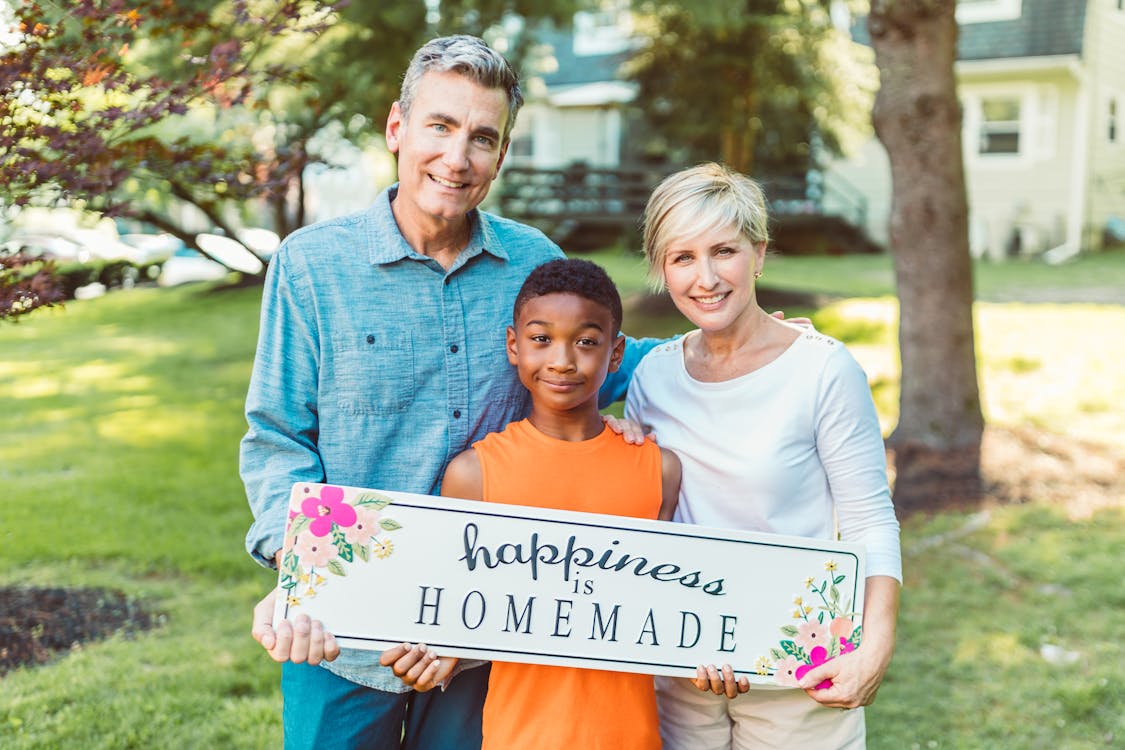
top-left (507, 292), bottom-right (624, 435)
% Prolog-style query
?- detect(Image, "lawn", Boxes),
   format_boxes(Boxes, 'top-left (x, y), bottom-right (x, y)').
top-left (1, 252), bottom-right (1123, 748)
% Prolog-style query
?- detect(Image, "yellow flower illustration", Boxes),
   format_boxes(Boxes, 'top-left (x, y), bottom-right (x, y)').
top-left (298, 573), bottom-right (310, 584)
top-left (804, 577), bottom-right (815, 589)
top-left (754, 656), bottom-right (772, 676)
top-left (793, 596), bottom-right (804, 605)
top-left (373, 539), bottom-right (394, 559)
top-left (314, 574), bottom-right (326, 586)
top-left (803, 605), bottom-right (813, 615)
top-left (304, 587), bottom-right (317, 598)
top-left (792, 609), bottom-right (803, 619)
top-left (824, 560), bottom-right (838, 572)
top-left (287, 595), bottom-right (301, 606)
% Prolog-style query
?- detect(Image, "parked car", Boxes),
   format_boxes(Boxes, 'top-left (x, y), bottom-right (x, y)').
top-left (157, 247), bottom-right (230, 287)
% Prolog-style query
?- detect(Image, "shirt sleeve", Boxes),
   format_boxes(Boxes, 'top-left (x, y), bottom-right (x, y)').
top-left (815, 347), bottom-right (903, 582)
top-left (239, 249), bottom-right (326, 568)
top-left (600, 335), bottom-right (669, 408)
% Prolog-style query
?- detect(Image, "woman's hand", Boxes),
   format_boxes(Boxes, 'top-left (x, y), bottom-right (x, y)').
top-left (691, 663), bottom-right (750, 698)
top-left (251, 588), bottom-right (339, 665)
top-left (602, 414), bottom-right (647, 445)
top-left (797, 646), bottom-right (887, 709)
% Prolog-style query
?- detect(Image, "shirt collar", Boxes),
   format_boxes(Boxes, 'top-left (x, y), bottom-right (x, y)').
top-left (367, 184), bottom-right (511, 267)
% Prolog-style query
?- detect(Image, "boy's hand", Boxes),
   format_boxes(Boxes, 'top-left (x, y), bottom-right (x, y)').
top-left (602, 414), bottom-right (647, 445)
top-left (691, 663), bottom-right (751, 698)
top-left (251, 588), bottom-right (339, 664)
top-left (380, 643), bottom-right (459, 692)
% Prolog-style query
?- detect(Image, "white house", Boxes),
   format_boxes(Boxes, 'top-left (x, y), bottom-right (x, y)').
top-left (831, 0), bottom-right (1125, 259)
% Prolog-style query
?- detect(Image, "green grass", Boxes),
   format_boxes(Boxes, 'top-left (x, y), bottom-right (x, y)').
top-left (2, 262), bottom-right (1124, 748)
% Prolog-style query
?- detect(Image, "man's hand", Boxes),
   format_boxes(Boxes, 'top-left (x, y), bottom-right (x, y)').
top-left (380, 642), bottom-right (459, 692)
top-left (770, 310), bottom-right (813, 327)
top-left (251, 588), bottom-right (339, 665)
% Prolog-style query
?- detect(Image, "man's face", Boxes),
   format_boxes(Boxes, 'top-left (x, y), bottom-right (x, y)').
top-left (385, 70), bottom-right (510, 228)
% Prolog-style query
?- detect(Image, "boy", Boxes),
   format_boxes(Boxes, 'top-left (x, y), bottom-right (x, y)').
top-left (382, 258), bottom-right (681, 749)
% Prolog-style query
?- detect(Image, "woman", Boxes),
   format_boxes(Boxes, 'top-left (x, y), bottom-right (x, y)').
top-left (625, 163), bottom-right (902, 750)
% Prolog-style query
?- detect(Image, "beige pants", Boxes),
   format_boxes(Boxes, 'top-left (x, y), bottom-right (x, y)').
top-left (655, 676), bottom-right (866, 750)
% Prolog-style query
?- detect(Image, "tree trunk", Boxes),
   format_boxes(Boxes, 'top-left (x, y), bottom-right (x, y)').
top-left (868, 1), bottom-right (984, 509)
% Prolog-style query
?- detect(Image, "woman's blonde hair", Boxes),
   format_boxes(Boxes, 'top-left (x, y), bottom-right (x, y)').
top-left (641, 163), bottom-right (770, 288)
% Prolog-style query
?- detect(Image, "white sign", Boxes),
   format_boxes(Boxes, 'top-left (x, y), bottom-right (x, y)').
top-left (274, 483), bottom-right (866, 684)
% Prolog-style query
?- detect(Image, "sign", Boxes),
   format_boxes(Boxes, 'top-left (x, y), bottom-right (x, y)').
top-left (273, 483), bottom-right (866, 685)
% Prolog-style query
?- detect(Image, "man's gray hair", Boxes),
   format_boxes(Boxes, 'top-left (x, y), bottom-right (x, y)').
top-left (399, 35), bottom-right (524, 143)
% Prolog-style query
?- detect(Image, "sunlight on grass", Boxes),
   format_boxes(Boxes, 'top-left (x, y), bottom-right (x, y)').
top-left (1, 264), bottom-right (1123, 749)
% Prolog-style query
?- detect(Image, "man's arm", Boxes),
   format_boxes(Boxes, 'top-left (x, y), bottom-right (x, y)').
top-left (598, 335), bottom-right (667, 408)
top-left (241, 249), bottom-right (325, 568)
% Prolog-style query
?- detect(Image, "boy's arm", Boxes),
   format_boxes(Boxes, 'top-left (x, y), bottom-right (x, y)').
top-left (380, 448), bottom-right (484, 691)
top-left (658, 447), bottom-right (681, 521)
top-left (440, 448), bottom-right (484, 501)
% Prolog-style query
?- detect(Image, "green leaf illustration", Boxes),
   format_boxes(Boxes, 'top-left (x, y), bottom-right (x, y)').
top-left (780, 624), bottom-right (799, 637)
top-left (770, 647), bottom-right (785, 660)
top-left (327, 559), bottom-right (346, 577)
top-left (331, 529), bottom-right (354, 562)
top-left (818, 611), bottom-right (825, 624)
top-left (781, 640), bottom-right (808, 662)
top-left (379, 518), bottom-right (402, 532)
top-left (830, 585), bottom-right (840, 603)
top-left (849, 625), bottom-right (864, 647)
top-left (289, 515), bottom-right (312, 537)
top-left (357, 543), bottom-right (370, 562)
top-left (281, 552), bottom-right (300, 577)
top-left (353, 493), bottom-right (393, 510)
top-left (280, 577), bottom-right (298, 591)
top-left (833, 574), bottom-right (845, 584)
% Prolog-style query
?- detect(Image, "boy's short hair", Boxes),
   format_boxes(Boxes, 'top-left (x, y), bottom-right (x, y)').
top-left (513, 259), bottom-right (623, 335)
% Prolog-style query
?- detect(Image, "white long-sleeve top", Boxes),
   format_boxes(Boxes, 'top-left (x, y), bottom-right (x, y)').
top-left (625, 327), bottom-right (902, 582)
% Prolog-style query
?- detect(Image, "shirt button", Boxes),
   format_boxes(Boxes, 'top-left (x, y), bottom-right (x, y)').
top-left (453, 409), bottom-right (461, 419)
top-left (366, 334), bottom-right (375, 344)
top-left (450, 344), bottom-right (459, 353)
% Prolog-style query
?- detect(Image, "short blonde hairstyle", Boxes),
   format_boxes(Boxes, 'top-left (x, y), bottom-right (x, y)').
top-left (641, 163), bottom-right (770, 288)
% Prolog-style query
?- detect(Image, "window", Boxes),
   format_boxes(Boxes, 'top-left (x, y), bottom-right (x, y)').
top-left (956, 0), bottom-right (1022, 24)
top-left (979, 97), bottom-right (1021, 154)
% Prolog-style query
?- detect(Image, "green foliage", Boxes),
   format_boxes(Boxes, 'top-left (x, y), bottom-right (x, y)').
top-left (626, 0), bottom-right (876, 173)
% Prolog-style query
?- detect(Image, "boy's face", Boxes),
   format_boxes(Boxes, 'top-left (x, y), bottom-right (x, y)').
top-left (506, 292), bottom-right (624, 414)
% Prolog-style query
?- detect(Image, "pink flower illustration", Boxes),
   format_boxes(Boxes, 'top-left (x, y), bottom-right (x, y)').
top-left (294, 531), bottom-right (336, 568)
top-left (774, 655), bottom-right (802, 687)
top-left (838, 637), bottom-right (856, 655)
top-left (830, 616), bottom-right (855, 640)
top-left (796, 621), bottom-right (830, 653)
top-left (343, 507), bottom-right (381, 545)
top-left (301, 485), bottom-right (357, 537)
top-left (795, 646), bottom-right (833, 690)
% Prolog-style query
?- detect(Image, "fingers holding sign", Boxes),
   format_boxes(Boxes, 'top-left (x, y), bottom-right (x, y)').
top-left (380, 642), bottom-right (459, 692)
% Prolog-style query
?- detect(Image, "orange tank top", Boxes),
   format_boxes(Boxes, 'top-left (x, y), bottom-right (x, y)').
top-left (472, 419), bottom-right (663, 750)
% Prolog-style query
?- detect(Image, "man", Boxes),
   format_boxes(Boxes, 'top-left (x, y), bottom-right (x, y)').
top-left (242, 35), bottom-right (655, 750)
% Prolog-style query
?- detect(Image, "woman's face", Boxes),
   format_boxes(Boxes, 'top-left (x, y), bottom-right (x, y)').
top-left (661, 223), bottom-right (765, 335)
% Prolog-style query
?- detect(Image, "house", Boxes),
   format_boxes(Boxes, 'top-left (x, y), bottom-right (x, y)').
top-left (831, 0), bottom-right (1125, 259)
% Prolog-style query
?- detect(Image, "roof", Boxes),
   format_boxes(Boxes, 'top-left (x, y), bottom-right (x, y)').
top-left (529, 27), bottom-right (631, 87)
top-left (852, 0), bottom-right (1087, 61)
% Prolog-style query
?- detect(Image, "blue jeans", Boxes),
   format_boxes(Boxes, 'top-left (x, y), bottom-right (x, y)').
top-left (281, 662), bottom-right (490, 750)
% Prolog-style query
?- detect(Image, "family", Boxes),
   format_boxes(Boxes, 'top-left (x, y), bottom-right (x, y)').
top-left (242, 35), bottom-right (901, 750)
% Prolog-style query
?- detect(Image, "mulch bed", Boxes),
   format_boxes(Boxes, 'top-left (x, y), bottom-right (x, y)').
top-left (0, 586), bottom-right (158, 675)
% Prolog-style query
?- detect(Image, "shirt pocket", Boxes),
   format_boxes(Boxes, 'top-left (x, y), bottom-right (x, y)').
top-left (332, 330), bottom-right (415, 415)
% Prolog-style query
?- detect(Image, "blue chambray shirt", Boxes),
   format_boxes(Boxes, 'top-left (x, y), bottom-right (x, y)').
top-left (240, 185), bottom-right (659, 692)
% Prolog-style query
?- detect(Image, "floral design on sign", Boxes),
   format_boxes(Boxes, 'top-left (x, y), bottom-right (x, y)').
top-left (755, 560), bottom-right (862, 687)
top-left (279, 485), bottom-right (402, 606)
